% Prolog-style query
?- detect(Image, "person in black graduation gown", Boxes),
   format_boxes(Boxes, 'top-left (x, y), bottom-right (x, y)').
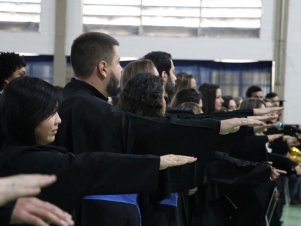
top-left (0, 76), bottom-right (199, 226)
top-left (195, 84), bottom-right (284, 225)
top-left (120, 73), bottom-right (277, 226)
top-left (55, 32), bottom-right (265, 226)
top-left (119, 72), bottom-right (187, 226)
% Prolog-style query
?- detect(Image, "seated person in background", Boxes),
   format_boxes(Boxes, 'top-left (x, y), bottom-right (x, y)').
top-left (0, 76), bottom-right (197, 225)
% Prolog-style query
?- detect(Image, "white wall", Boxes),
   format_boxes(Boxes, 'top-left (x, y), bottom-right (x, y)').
top-left (282, 0), bottom-right (301, 124)
top-left (1, 0), bottom-right (301, 123)
top-left (0, 0), bottom-right (55, 54)
top-left (117, 0), bottom-right (275, 60)
top-left (0, 0), bottom-right (275, 60)
top-left (65, 0), bottom-right (275, 60)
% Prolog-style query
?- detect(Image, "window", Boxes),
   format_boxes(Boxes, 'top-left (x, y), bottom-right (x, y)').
top-left (82, 0), bottom-right (262, 37)
top-left (0, 0), bottom-right (41, 32)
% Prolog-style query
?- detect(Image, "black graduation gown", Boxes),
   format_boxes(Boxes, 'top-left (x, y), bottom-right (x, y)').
top-left (189, 152), bottom-right (272, 226)
top-left (56, 78), bottom-right (221, 226)
top-left (57, 79), bottom-right (220, 158)
top-left (0, 144), bottom-right (168, 216)
top-left (0, 202), bottom-right (15, 226)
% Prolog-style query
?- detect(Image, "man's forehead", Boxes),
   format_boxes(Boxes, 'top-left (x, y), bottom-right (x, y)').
top-left (170, 60), bottom-right (175, 68)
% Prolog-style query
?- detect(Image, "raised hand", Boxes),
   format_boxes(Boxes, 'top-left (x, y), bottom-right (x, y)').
top-left (0, 174), bottom-right (56, 206)
top-left (219, 118), bottom-right (265, 135)
top-left (159, 154), bottom-right (197, 170)
top-left (247, 115), bottom-right (279, 122)
top-left (253, 107), bottom-right (283, 116)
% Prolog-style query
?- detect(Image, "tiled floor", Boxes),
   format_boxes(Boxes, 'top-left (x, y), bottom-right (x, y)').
top-left (282, 204), bottom-right (301, 226)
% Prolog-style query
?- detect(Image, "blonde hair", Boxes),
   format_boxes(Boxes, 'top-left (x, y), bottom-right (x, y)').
top-left (121, 59), bottom-right (157, 89)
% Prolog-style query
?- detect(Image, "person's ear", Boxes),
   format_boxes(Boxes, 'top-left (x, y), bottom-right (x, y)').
top-left (3, 79), bottom-right (9, 87)
top-left (161, 71), bottom-right (168, 82)
top-left (96, 61), bottom-right (108, 79)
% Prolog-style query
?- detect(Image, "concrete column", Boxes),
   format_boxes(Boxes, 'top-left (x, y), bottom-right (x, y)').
top-left (53, 0), bottom-right (67, 86)
top-left (273, 0), bottom-right (289, 98)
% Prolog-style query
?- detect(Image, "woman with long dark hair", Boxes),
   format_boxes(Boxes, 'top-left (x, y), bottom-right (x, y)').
top-left (198, 83), bottom-right (224, 114)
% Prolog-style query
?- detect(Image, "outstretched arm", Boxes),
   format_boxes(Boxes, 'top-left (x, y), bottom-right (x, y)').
top-left (0, 174), bottom-right (56, 206)
top-left (220, 118), bottom-right (265, 135)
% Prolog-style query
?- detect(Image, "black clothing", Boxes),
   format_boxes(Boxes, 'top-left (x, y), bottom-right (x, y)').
top-left (0, 202), bottom-right (15, 226)
top-left (166, 108), bottom-right (254, 120)
top-left (57, 79), bottom-right (220, 158)
top-left (56, 78), bottom-right (221, 226)
top-left (0, 144), bottom-right (166, 215)
top-left (189, 152), bottom-right (272, 226)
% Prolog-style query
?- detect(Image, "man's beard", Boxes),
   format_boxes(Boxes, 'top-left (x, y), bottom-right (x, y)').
top-left (106, 72), bottom-right (121, 97)
top-left (165, 75), bottom-right (175, 97)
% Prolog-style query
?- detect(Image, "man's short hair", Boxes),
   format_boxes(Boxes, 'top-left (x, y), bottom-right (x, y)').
top-left (0, 52), bottom-right (26, 89)
top-left (143, 51), bottom-right (172, 77)
top-left (265, 92), bottom-right (278, 99)
top-left (245, 85), bottom-right (263, 98)
top-left (71, 32), bottom-right (119, 78)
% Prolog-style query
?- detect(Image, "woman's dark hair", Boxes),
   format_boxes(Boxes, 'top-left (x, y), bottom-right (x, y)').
top-left (120, 73), bottom-right (164, 117)
top-left (222, 95), bottom-right (234, 109)
top-left (171, 88), bottom-right (201, 108)
top-left (198, 83), bottom-right (219, 114)
top-left (0, 76), bottom-right (60, 145)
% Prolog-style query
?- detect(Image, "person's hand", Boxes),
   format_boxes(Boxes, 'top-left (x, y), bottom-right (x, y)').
top-left (0, 174), bottom-right (56, 206)
top-left (294, 165), bottom-right (301, 176)
top-left (11, 197), bottom-right (74, 226)
top-left (267, 134), bottom-right (284, 143)
top-left (248, 115), bottom-right (279, 122)
top-left (219, 118), bottom-right (265, 135)
top-left (268, 162), bottom-right (287, 181)
top-left (283, 135), bottom-right (300, 148)
top-left (270, 167), bottom-right (287, 180)
top-left (159, 154), bottom-right (197, 170)
top-left (253, 107), bottom-right (283, 116)
top-left (187, 187), bottom-right (198, 196)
